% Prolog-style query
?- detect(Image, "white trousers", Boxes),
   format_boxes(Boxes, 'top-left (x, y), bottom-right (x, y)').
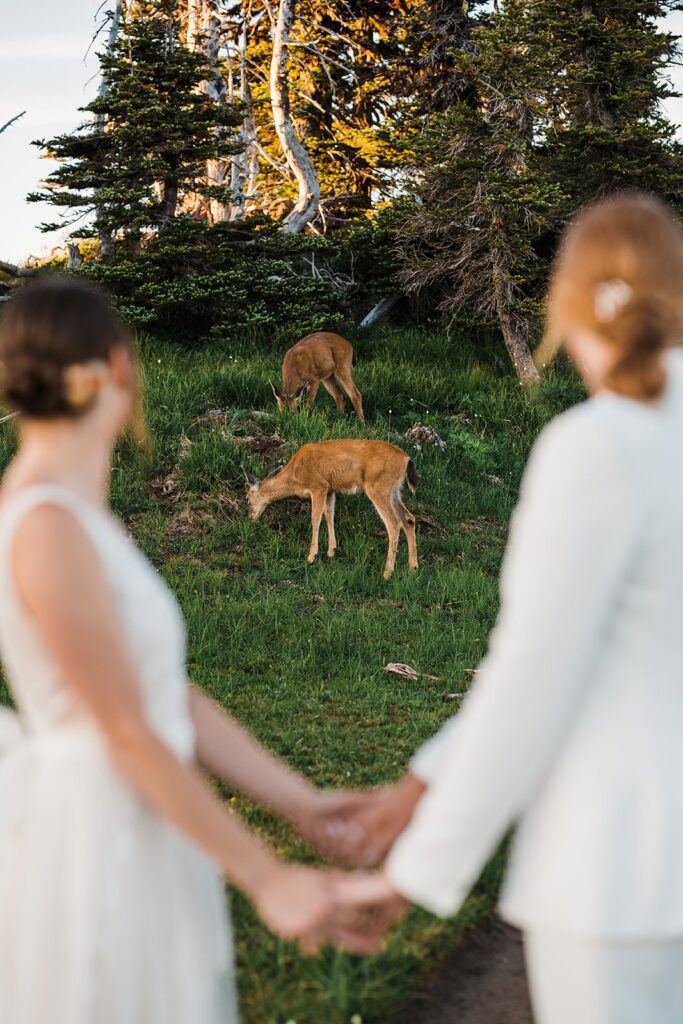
top-left (524, 932), bottom-right (683, 1024)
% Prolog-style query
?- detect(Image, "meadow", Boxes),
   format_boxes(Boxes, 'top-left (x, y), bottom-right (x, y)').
top-left (0, 326), bottom-right (583, 1023)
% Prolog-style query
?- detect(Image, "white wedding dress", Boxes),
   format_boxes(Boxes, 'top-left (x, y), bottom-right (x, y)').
top-left (0, 484), bottom-right (238, 1023)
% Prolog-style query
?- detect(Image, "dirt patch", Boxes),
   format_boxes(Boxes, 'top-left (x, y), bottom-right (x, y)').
top-left (418, 513), bottom-right (449, 539)
top-left (233, 433), bottom-right (286, 458)
top-left (458, 517), bottom-right (504, 535)
top-left (403, 921), bottom-right (533, 1024)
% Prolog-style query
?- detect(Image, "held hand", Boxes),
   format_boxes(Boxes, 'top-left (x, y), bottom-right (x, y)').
top-left (292, 789), bottom-right (379, 865)
top-left (254, 864), bottom-right (390, 955)
top-left (336, 871), bottom-right (409, 949)
top-left (303, 774), bottom-right (427, 867)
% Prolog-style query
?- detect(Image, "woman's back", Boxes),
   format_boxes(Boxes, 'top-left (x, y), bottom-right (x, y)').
top-left (503, 348), bottom-right (683, 934)
top-left (0, 484), bottom-right (192, 752)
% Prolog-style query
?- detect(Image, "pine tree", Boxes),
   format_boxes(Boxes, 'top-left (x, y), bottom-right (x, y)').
top-left (397, 0), bottom-right (683, 381)
top-left (538, 1), bottom-right (683, 207)
top-left (29, 0), bottom-right (242, 244)
top-left (397, 4), bottom-right (565, 381)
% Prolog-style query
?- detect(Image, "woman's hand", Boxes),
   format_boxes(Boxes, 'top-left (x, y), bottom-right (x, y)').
top-left (253, 863), bottom-right (389, 955)
top-left (336, 871), bottom-right (409, 949)
top-left (298, 775), bottom-right (427, 867)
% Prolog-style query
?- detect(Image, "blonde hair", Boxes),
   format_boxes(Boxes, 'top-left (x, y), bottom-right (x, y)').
top-left (542, 193), bottom-right (683, 400)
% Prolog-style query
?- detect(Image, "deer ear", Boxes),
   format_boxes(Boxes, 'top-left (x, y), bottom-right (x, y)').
top-left (293, 383), bottom-right (307, 401)
top-left (263, 463), bottom-right (285, 482)
top-left (269, 380), bottom-right (284, 400)
top-left (243, 468), bottom-right (259, 488)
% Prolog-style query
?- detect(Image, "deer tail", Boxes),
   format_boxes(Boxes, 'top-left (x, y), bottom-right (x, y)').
top-left (406, 458), bottom-right (418, 494)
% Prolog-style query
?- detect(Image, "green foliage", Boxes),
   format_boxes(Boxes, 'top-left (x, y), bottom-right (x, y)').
top-left (75, 215), bottom-right (402, 342)
top-left (396, 1), bottom-right (683, 374)
top-left (29, 0), bottom-right (242, 237)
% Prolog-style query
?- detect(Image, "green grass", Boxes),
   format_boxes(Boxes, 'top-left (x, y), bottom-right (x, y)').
top-left (0, 326), bottom-right (584, 1023)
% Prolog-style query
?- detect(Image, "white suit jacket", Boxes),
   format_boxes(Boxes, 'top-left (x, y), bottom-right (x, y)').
top-left (386, 350), bottom-right (683, 938)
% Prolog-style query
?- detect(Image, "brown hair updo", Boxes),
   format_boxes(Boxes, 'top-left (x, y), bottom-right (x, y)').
top-left (544, 193), bottom-right (683, 400)
top-left (0, 275), bottom-right (132, 418)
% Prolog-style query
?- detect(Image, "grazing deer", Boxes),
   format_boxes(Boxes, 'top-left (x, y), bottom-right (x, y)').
top-left (244, 440), bottom-right (418, 580)
top-left (270, 332), bottom-right (365, 423)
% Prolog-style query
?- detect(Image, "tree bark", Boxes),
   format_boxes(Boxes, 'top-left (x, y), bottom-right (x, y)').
top-left (95, 0), bottom-right (123, 256)
top-left (269, 0), bottom-right (320, 234)
top-left (229, 24), bottom-right (258, 221)
top-left (493, 280), bottom-right (540, 384)
top-left (157, 176), bottom-right (179, 226)
top-left (184, 0), bottom-right (232, 223)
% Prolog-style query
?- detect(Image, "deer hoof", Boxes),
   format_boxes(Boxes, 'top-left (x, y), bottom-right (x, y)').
top-left (383, 568), bottom-right (394, 581)
top-left (307, 554), bottom-right (318, 565)
top-left (327, 548), bottom-right (336, 559)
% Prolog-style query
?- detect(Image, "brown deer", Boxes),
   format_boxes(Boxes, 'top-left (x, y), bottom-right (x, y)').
top-left (244, 440), bottom-right (418, 580)
top-left (270, 332), bottom-right (365, 423)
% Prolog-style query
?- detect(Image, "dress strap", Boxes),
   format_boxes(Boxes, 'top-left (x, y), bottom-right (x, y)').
top-left (0, 484), bottom-right (104, 603)
top-left (0, 484), bottom-right (96, 541)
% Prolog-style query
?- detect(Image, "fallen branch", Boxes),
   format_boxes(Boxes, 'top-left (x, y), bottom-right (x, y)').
top-left (0, 111), bottom-right (26, 136)
top-left (359, 294), bottom-right (400, 330)
top-left (0, 260), bottom-right (35, 279)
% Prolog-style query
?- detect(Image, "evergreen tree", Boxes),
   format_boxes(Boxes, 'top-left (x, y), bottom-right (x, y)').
top-left (397, 3), bottom-right (565, 381)
top-left (29, 0), bottom-right (242, 244)
top-left (537, 1), bottom-right (683, 207)
top-left (397, 0), bottom-right (683, 381)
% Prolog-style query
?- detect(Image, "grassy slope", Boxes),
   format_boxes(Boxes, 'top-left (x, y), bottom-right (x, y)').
top-left (0, 327), bottom-right (583, 1023)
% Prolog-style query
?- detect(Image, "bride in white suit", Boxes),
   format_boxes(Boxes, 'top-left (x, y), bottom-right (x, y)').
top-left (337, 194), bottom-right (683, 1023)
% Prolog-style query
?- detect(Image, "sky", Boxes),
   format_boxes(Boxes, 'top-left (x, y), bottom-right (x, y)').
top-left (2, 4), bottom-right (683, 264)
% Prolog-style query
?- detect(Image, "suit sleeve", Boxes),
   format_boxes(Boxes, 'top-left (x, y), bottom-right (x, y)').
top-left (386, 413), bottom-right (640, 916)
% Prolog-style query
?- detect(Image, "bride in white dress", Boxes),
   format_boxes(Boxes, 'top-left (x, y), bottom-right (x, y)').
top-left (0, 277), bottom-right (371, 1023)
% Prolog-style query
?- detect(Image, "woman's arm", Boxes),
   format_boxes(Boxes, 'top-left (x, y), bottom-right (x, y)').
top-left (383, 411), bottom-right (641, 916)
top-left (11, 504), bottom-right (371, 951)
top-left (188, 686), bottom-right (379, 858)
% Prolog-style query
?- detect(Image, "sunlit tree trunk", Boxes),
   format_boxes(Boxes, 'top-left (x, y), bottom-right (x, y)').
top-left (269, 0), bottom-right (320, 233)
top-left (183, 0), bottom-right (232, 223)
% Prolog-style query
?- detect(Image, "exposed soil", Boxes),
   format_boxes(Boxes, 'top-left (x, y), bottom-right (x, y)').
top-left (403, 921), bottom-right (533, 1024)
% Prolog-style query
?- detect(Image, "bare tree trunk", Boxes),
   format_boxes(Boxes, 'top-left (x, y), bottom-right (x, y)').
top-left (493, 279), bottom-right (540, 384)
top-left (157, 176), bottom-right (179, 226)
top-left (269, 0), bottom-right (320, 234)
top-left (202, 0), bottom-right (231, 223)
top-left (67, 243), bottom-right (83, 269)
top-left (95, 0), bottom-right (123, 256)
top-left (229, 24), bottom-right (257, 221)
top-left (184, 0), bottom-right (232, 223)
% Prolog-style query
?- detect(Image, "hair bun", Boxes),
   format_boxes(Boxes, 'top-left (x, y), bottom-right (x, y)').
top-left (0, 275), bottom-right (131, 419)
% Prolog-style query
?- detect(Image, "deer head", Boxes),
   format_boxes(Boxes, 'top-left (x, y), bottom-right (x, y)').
top-left (244, 464), bottom-right (286, 520)
top-left (269, 380), bottom-right (307, 412)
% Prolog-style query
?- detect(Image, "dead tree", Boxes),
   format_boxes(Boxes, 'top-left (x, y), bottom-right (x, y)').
top-left (94, 1), bottom-right (123, 255)
top-left (269, 0), bottom-right (320, 233)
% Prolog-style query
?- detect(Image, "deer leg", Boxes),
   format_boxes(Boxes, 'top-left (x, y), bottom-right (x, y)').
top-left (308, 491), bottom-right (326, 564)
top-left (366, 487), bottom-right (400, 580)
top-left (322, 375), bottom-right (346, 412)
top-left (306, 380), bottom-right (320, 409)
top-left (392, 489), bottom-right (419, 571)
top-left (324, 492), bottom-right (337, 557)
top-left (335, 367), bottom-right (365, 424)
